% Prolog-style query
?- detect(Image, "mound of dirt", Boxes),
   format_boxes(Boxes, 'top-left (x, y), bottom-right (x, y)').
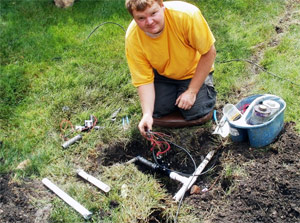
top-left (0, 175), bottom-right (51, 223)
top-left (187, 122), bottom-right (300, 223)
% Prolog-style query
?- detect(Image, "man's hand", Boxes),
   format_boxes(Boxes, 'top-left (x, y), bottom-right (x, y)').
top-left (175, 90), bottom-right (197, 110)
top-left (175, 44), bottom-right (216, 111)
top-left (138, 113), bottom-right (153, 137)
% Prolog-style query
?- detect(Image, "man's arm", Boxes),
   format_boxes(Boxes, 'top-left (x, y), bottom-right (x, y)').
top-left (137, 83), bottom-right (155, 136)
top-left (175, 44), bottom-right (216, 110)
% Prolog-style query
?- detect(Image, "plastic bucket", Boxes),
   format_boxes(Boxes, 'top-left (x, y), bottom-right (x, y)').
top-left (227, 94), bottom-right (286, 148)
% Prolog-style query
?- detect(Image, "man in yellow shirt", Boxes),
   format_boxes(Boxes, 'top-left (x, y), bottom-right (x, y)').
top-left (125, 0), bottom-right (217, 136)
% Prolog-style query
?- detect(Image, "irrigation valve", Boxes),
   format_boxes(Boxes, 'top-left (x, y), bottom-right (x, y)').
top-left (133, 151), bottom-right (216, 202)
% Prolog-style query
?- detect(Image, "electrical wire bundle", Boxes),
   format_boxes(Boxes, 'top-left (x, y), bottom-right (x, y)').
top-left (60, 115), bottom-right (98, 141)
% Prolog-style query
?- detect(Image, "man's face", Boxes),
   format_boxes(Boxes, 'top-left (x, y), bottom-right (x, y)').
top-left (132, 2), bottom-right (165, 35)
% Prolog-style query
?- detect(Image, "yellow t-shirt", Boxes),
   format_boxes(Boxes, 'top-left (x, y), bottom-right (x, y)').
top-left (125, 1), bottom-right (215, 87)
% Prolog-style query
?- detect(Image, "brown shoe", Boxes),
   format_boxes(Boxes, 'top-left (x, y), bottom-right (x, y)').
top-left (153, 110), bottom-right (213, 128)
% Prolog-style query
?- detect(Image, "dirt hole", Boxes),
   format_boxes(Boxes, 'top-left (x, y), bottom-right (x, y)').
top-left (147, 208), bottom-right (169, 223)
top-left (98, 128), bottom-right (223, 195)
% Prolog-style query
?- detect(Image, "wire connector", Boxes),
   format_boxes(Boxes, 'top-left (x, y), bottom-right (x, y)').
top-left (75, 115), bottom-right (102, 132)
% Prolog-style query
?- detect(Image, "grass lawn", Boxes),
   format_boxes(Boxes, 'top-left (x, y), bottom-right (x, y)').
top-left (1, 0), bottom-right (299, 222)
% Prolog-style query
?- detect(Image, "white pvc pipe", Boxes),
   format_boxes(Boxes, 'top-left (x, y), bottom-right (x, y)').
top-left (173, 150), bottom-right (215, 202)
top-left (169, 172), bottom-right (189, 184)
top-left (42, 178), bottom-right (92, 219)
top-left (77, 169), bottom-right (111, 193)
top-left (62, 134), bottom-right (82, 149)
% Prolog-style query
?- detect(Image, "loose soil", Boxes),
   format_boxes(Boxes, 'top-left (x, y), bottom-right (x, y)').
top-left (2, 121), bottom-right (299, 222)
top-left (0, 175), bottom-right (51, 223)
top-left (187, 122), bottom-right (300, 223)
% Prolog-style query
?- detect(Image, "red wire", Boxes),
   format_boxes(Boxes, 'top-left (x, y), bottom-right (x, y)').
top-left (60, 119), bottom-right (74, 139)
top-left (60, 120), bottom-right (74, 132)
top-left (146, 132), bottom-right (171, 157)
top-left (81, 115), bottom-right (98, 132)
top-left (92, 115), bottom-right (98, 129)
top-left (59, 115), bottom-right (98, 138)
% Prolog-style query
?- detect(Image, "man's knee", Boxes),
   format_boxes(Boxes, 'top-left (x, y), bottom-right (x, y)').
top-left (153, 100), bottom-right (176, 118)
top-left (153, 84), bottom-right (177, 118)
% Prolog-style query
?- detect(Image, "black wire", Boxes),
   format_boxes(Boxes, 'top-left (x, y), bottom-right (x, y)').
top-left (152, 138), bottom-right (197, 176)
top-left (173, 150), bottom-right (221, 223)
top-left (150, 133), bottom-right (220, 177)
top-left (174, 189), bottom-right (185, 223)
top-left (216, 58), bottom-right (300, 87)
top-left (86, 21), bottom-right (126, 40)
top-left (152, 147), bottom-right (219, 177)
top-left (171, 150), bottom-right (220, 223)
top-left (147, 133), bottom-right (222, 223)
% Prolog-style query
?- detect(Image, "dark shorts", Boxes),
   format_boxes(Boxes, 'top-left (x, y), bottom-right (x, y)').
top-left (153, 70), bottom-right (217, 121)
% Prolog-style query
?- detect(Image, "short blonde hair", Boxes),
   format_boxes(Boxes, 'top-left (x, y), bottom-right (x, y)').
top-left (125, 0), bottom-right (163, 16)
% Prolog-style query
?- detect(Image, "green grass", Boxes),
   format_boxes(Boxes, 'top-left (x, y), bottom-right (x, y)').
top-left (1, 0), bottom-right (299, 222)
top-left (199, 0), bottom-right (287, 100)
top-left (258, 21), bottom-right (300, 131)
